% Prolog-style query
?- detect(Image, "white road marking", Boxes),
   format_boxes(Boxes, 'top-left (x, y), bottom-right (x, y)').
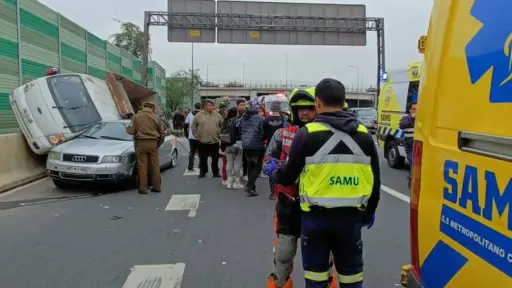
top-left (0, 177), bottom-right (48, 198)
top-left (381, 185), bottom-right (410, 203)
top-left (183, 168), bottom-right (200, 176)
top-left (121, 263), bottom-right (186, 288)
top-left (165, 194), bottom-right (200, 217)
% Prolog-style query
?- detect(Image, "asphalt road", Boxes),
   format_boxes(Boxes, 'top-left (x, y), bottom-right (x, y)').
top-left (0, 138), bottom-right (411, 288)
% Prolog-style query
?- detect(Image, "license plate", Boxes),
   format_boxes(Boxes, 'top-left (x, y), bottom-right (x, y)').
top-left (67, 166), bottom-right (88, 174)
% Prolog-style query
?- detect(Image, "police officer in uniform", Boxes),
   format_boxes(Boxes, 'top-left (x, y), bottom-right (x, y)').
top-left (126, 102), bottom-right (165, 194)
top-left (272, 78), bottom-right (381, 288)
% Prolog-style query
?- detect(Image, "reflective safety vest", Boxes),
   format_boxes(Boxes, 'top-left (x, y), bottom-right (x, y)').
top-left (298, 122), bottom-right (374, 212)
top-left (275, 125), bottom-right (299, 199)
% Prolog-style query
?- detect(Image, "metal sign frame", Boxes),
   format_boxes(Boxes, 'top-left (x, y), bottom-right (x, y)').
top-left (141, 8), bottom-right (385, 93)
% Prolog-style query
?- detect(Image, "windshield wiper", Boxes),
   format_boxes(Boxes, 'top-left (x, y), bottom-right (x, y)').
top-left (64, 120), bottom-right (100, 129)
top-left (78, 135), bottom-right (98, 139)
top-left (53, 104), bottom-right (86, 110)
top-left (100, 136), bottom-right (131, 141)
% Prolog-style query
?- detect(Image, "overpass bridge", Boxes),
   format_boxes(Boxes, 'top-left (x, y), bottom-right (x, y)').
top-left (198, 80), bottom-right (377, 107)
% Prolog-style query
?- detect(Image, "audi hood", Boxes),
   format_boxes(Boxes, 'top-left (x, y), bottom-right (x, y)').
top-left (50, 137), bottom-right (134, 156)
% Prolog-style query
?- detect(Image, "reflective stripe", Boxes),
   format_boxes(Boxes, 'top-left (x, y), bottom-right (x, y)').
top-left (305, 154), bottom-right (371, 165)
top-left (282, 130), bottom-right (296, 138)
top-left (312, 123), bottom-right (366, 156)
top-left (282, 138), bottom-right (293, 147)
top-left (404, 128), bottom-right (414, 138)
top-left (338, 272), bottom-right (363, 283)
top-left (300, 194), bottom-right (369, 207)
top-left (304, 270), bottom-right (330, 281)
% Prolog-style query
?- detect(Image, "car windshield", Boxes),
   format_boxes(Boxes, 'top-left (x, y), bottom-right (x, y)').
top-left (356, 109), bottom-right (377, 118)
top-left (46, 75), bottom-right (101, 133)
top-left (79, 122), bottom-right (132, 141)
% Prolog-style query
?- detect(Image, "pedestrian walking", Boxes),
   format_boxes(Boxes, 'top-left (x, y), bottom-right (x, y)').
top-left (239, 98), bottom-right (266, 196)
top-left (185, 102), bottom-right (201, 171)
top-left (220, 107), bottom-right (244, 189)
top-left (269, 78), bottom-right (381, 288)
top-left (192, 100), bottom-right (223, 178)
top-left (126, 102), bottom-right (166, 194)
top-left (235, 99), bottom-right (248, 180)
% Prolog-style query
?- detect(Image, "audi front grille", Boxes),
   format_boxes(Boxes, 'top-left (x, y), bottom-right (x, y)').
top-left (62, 154), bottom-right (100, 163)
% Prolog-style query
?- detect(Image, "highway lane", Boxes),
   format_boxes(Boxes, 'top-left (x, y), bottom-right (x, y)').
top-left (0, 138), bottom-right (411, 288)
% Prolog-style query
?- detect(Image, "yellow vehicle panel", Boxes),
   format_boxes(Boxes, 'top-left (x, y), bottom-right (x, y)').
top-left (377, 62), bottom-right (422, 167)
top-left (411, 0), bottom-right (512, 286)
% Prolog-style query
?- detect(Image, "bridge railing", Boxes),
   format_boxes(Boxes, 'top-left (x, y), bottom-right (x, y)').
top-left (200, 79), bottom-right (374, 92)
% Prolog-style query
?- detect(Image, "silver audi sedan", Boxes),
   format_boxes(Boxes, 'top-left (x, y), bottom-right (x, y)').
top-left (46, 120), bottom-right (178, 189)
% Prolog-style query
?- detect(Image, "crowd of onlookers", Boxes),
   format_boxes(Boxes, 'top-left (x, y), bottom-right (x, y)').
top-left (181, 98), bottom-right (288, 198)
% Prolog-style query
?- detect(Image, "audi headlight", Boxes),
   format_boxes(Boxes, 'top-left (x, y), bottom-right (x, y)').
top-left (48, 151), bottom-right (61, 160)
top-left (101, 155), bottom-right (128, 163)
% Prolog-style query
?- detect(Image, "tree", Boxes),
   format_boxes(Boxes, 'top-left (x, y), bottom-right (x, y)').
top-left (165, 69), bottom-right (203, 111)
top-left (110, 21), bottom-right (150, 58)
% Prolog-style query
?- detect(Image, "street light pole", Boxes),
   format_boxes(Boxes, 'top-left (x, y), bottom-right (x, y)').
top-left (285, 53), bottom-right (288, 89)
top-left (349, 65), bottom-right (360, 107)
top-left (242, 62), bottom-right (246, 85)
top-left (191, 42), bottom-right (194, 108)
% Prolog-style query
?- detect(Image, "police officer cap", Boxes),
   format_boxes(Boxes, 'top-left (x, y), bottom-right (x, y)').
top-left (142, 102), bottom-right (156, 108)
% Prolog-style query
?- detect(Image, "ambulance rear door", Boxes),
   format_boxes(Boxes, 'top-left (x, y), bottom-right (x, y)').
top-left (416, 0), bottom-right (512, 286)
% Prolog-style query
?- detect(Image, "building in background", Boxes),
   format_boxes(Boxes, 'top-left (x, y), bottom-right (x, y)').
top-left (0, 0), bottom-right (166, 134)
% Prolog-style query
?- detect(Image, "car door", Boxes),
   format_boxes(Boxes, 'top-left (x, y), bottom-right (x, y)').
top-left (157, 135), bottom-right (172, 166)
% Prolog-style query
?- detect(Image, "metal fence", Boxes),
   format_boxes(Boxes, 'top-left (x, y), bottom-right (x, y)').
top-left (200, 79), bottom-right (374, 92)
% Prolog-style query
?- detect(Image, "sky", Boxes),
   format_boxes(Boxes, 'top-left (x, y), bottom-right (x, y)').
top-left (40, 0), bottom-right (432, 89)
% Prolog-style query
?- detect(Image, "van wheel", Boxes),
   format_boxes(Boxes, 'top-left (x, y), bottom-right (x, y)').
top-left (53, 179), bottom-right (73, 189)
top-left (386, 141), bottom-right (405, 169)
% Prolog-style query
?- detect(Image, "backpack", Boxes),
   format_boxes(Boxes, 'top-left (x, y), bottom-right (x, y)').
top-left (220, 118), bottom-right (237, 145)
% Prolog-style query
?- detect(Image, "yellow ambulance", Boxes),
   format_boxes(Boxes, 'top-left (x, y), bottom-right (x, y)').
top-left (377, 61), bottom-right (422, 168)
top-left (401, 0), bottom-right (512, 287)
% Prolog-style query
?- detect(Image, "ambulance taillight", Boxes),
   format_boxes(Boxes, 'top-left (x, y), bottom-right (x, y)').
top-left (410, 140), bottom-right (423, 281)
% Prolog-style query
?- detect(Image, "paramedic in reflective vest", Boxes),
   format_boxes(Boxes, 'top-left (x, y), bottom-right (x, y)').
top-left (274, 78), bottom-right (381, 288)
top-left (263, 87), bottom-right (321, 288)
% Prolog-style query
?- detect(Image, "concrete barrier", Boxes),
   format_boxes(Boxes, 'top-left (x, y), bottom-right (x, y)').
top-left (0, 133), bottom-right (46, 193)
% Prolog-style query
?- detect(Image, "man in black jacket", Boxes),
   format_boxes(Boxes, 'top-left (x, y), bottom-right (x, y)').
top-left (273, 78), bottom-right (381, 288)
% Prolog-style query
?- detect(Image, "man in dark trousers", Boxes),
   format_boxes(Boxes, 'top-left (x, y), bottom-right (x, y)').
top-left (239, 98), bottom-right (265, 196)
top-left (235, 99), bottom-right (248, 180)
top-left (192, 100), bottom-right (224, 178)
top-left (184, 102), bottom-right (201, 171)
top-left (126, 102), bottom-right (165, 194)
top-left (270, 78), bottom-right (381, 288)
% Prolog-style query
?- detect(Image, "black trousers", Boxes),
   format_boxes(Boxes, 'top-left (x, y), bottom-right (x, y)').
top-left (188, 139), bottom-right (198, 170)
top-left (244, 149), bottom-right (265, 191)
top-left (242, 150), bottom-right (248, 176)
top-left (198, 142), bottom-right (220, 176)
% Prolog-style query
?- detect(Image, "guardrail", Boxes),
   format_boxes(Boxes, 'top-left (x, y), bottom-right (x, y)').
top-left (200, 79), bottom-right (374, 92)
